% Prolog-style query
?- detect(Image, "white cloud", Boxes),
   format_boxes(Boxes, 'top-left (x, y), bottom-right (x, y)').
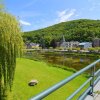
top-left (19, 20), bottom-right (31, 26)
top-left (57, 9), bottom-right (76, 22)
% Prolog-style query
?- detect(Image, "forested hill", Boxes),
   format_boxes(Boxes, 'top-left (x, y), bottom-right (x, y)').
top-left (23, 19), bottom-right (100, 47)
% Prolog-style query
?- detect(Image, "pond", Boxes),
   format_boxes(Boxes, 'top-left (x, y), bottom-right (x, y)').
top-left (24, 50), bottom-right (100, 71)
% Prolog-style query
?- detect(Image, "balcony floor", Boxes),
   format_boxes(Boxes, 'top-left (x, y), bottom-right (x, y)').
top-left (85, 80), bottom-right (100, 100)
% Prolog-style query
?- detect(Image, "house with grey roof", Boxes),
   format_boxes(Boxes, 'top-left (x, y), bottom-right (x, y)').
top-left (60, 35), bottom-right (79, 49)
top-left (26, 43), bottom-right (40, 49)
top-left (79, 42), bottom-right (92, 49)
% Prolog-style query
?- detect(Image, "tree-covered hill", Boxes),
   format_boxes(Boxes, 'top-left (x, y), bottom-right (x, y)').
top-left (23, 19), bottom-right (100, 48)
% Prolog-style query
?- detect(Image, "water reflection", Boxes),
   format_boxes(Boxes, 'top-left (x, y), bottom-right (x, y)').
top-left (24, 51), bottom-right (99, 71)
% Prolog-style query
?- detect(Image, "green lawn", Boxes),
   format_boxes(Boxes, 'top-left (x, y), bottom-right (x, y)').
top-left (8, 58), bottom-right (86, 100)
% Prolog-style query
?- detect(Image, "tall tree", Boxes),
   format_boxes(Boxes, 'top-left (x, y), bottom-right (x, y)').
top-left (50, 39), bottom-right (57, 48)
top-left (0, 11), bottom-right (23, 99)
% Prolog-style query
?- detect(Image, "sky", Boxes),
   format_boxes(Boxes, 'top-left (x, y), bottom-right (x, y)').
top-left (4, 0), bottom-right (100, 32)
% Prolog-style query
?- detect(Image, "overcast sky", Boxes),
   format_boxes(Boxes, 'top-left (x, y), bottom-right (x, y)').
top-left (4, 0), bottom-right (100, 31)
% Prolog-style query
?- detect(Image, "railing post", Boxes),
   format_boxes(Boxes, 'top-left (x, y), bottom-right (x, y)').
top-left (89, 65), bottom-right (95, 95)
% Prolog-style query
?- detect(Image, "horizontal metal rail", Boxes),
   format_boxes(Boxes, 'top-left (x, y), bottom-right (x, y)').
top-left (78, 86), bottom-right (92, 100)
top-left (67, 77), bottom-right (92, 100)
top-left (94, 76), bottom-right (100, 86)
top-left (67, 70), bottom-right (100, 100)
top-left (95, 69), bottom-right (100, 76)
top-left (78, 76), bottom-right (100, 100)
top-left (30, 59), bottom-right (100, 100)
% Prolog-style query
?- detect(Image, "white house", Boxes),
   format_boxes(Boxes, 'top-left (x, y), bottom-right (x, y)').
top-left (79, 42), bottom-right (92, 49)
top-left (66, 41), bottom-right (79, 48)
top-left (26, 43), bottom-right (40, 49)
top-left (60, 35), bottom-right (79, 49)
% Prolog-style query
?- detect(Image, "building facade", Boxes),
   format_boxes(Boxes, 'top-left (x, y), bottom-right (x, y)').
top-left (26, 43), bottom-right (39, 49)
top-left (60, 41), bottom-right (79, 48)
top-left (79, 42), bottom-right (92, 49)
top-left (92, 38), bottom-right (100, 47)
top-left (60, 35), bottom-right (79, 48)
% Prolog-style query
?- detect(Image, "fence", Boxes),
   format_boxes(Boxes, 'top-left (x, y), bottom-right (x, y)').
top-left (30, 59), bottom-right (100, 100)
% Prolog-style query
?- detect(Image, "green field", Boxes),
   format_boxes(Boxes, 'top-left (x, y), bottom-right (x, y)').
top-left (8, 58), bottom-right (86, 100)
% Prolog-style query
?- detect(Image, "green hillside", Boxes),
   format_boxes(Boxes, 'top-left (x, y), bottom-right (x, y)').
top-left (23, 19), bottom-right (100, 47)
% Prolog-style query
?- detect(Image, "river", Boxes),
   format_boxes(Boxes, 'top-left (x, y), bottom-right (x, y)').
top-left (24, 50), bottom-right (100, 71)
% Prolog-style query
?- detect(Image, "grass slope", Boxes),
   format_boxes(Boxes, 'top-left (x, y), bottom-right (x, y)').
top-left (8, 58), bottom-right (86, 100)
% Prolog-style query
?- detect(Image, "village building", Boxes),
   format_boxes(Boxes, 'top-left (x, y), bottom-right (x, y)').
top-left (79, 42), bottom-right (92, 49)
top-left (65, 41), bottom-right (79, 48)
top-left (26, 43), bottom-right (40, 49)
top-left (60, 35), bottom-right (79, 49)
top-left (92, 38), bottom-right (100, 47)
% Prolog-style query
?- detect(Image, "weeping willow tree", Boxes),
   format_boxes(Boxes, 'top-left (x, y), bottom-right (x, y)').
top-left (0, 11), bottom-right (23, 99)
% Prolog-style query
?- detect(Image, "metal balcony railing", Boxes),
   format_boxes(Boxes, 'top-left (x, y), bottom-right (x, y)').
top-left (30, 59), bottom-right (100, 100)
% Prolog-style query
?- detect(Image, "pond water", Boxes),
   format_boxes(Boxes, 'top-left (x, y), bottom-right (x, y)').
top-left (24, 51), bottom-right (100, 71)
